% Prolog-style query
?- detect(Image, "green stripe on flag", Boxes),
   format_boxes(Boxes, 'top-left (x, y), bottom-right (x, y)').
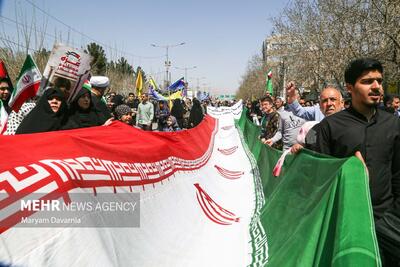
top-left (236, 108), bottom-right (380, 267)
top-left (237, 119), bottom-right (268, 266)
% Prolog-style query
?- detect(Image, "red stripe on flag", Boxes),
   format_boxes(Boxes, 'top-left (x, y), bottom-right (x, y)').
top-left (0, 116), bottom-right (218, 233)
top-left (10, 82), bottom-right (40, 112)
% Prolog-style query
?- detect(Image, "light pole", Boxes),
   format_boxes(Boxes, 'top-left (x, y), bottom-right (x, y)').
top-left (151, 42), bottom-right (185, 88)
top-left (201, 82), bottom-right (210, 91)
top-left (175, 66), bottom-right (197, 82)
top-left (189, 77), bottom-right (206, 99)
top-left (190, 76), bottom-right (206, 91)
top-left (176, 66), bottom-right (197, 97)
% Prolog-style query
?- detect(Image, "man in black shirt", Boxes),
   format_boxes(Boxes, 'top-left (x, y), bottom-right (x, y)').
top-left (126, 92), bottom-right (140, 124)
top-left (315, 58), bottom-right (400, 265)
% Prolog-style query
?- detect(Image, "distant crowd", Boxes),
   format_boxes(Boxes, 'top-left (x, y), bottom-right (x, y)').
top-left (0, 74), bottom-right (235, 135)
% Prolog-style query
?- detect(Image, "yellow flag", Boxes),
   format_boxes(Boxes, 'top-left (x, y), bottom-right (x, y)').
top-left (135, 70), bottom-right (143, 97)
top-left (148, 76), bottom-right (158, 90)
top-left (168, 90), bottom-right (182, 100)
top-left (168, 90), bottom-right (182, 109)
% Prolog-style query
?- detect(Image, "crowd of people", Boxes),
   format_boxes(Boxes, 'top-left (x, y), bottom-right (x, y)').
top-left (1, 57), bottom-right (398, 265)
top-left (248, 58), bottom-right (399, 266)
top-left (0, 75), bottom-right (226, 134)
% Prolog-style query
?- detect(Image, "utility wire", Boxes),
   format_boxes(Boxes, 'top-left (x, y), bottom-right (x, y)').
top-left (23, 0), bottom-right (164, 60)
top-left (0, 14), bottom-right (79, 48)
top-left (0, 36), bottom-right (38, 53)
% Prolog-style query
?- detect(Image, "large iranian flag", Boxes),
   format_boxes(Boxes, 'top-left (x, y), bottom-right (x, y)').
top-left (8, 55), bottom-right (42, 112)
top-left (0, 101), bottom-right (380, 266)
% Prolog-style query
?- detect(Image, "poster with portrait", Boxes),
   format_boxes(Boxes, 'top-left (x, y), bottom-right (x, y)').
top-left (39, 43), bottom-right (92, 103)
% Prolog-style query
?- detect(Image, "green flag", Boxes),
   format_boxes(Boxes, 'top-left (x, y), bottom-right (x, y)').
top-left (265, 69), bottom-right (273, 95)
top-left (238, 108), bottom-right (381, 266)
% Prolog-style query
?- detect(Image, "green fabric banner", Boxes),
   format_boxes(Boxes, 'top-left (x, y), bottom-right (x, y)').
top-left (237, 109), bottom-right (381, 267)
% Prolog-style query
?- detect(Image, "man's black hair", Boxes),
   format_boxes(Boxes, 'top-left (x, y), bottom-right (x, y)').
top-left (344, 58), bottom-right (383, 85)
top-left (260, 96), bottom-right (273, 105)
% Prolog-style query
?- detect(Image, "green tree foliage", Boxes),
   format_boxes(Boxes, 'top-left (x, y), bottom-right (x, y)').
top-left (106, 58), bottom-right (135, 94)
top-left (114, 57), bottom-right (133, 75)
top-left (85, 42), bottom-right (107, 75)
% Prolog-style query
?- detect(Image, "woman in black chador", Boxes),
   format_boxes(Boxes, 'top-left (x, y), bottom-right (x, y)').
top-left (62, 88), bottom-right (103, 130)
top-left (16, 88), bottom-right (68, 134)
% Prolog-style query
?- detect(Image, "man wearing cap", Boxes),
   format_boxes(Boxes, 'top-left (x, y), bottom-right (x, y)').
top-left (89, 76), bottom-right (112, 124)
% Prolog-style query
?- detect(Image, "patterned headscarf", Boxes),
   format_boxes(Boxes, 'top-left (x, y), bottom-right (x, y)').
top-left (114, 104), bottom-right (131, 119)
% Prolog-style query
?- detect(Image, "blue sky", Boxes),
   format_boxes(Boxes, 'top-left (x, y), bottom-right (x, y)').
top-left (1, 0), bottom-right (289, 95)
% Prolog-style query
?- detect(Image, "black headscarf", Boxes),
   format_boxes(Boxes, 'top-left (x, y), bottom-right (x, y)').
top-left (171, 99), bottom-right (184, 119)
top-left (111, 94), bottom-right (124, 109)
top-left (62, 88), bottom-right (103, 130)
top-left (189, 98), bottom-right (204, 128)
top-left (16, 87), bottom-right (68, 134)
top-left (91, 94), bottom-right (112, 124)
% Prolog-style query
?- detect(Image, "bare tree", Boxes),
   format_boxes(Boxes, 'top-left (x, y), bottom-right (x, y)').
top-left (266, 0), bottom-right (400, 95)
top-left (236, 54), bottom-right (269, 100)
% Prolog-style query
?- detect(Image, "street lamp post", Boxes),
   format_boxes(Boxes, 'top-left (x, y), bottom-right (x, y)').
top-left (190, 76), bottom-right (206, 91)
top-left (175, 66), bottom-right (197, 82)
top-left (151, 42), bottom-right (185, 88)
top-left (175, 66), bottom-right (196, 98)
top-left (188, 76), bottom-right (206, 99)
top-left (175, 66), bottom-right (197, 96)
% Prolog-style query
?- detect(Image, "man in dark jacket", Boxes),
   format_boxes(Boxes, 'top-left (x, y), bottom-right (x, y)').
top-left (259, 96), bottom-right (282, 150)
top-left (315, 58), bottom-right (400, 266)
top-left (89, 76), bottom-right (112, 124)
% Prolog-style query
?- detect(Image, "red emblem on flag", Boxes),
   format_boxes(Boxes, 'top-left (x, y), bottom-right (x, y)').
top-left (22, 74), bottom-right (31, 84)
top-left (214, 165), bottom-right (244, 180)
top-left (194, 183), bottom-right (239, 225)
top-left (217, 146), bottom-right (238, 155)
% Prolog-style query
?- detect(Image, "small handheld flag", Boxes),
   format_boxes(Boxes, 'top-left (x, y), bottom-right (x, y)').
top-left (8, 55), bottom-right (42, 112)
top-left (265, 69), bottom-right (273, 95)
top-left (135, 70), bottom-right (143, 97)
